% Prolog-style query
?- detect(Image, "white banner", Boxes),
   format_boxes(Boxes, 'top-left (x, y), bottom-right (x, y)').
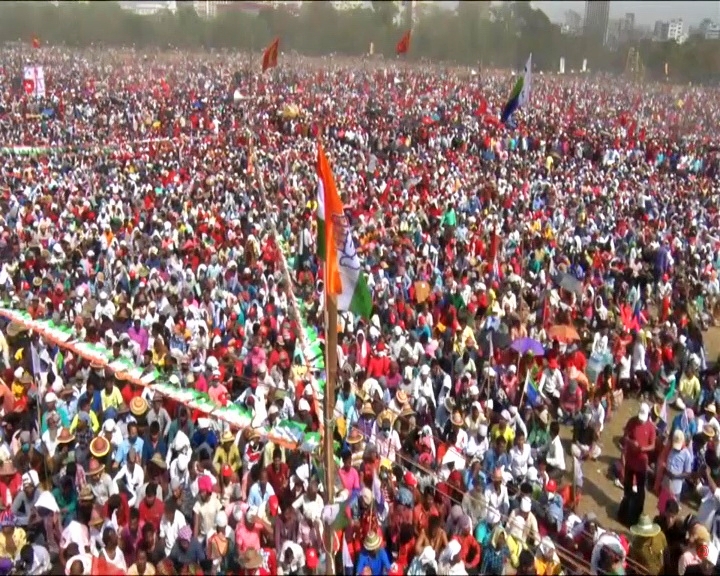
top-left (582, 58), bottom-right (588, 73)
top-left (559, 57), bottom-right (566, 74)
top-left (23, 65), bottom-right (46, 98)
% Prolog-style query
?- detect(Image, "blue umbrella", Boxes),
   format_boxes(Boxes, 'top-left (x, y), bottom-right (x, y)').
top-left (510, 337), bottom-right (545, 356)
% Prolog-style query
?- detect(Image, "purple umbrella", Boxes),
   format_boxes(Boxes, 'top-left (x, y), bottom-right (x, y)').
top-left (510, 337), bottom-right (545, 356)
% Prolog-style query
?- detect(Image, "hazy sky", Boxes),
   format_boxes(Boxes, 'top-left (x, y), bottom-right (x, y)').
top-left (531, 1), bottom-right (718, 26)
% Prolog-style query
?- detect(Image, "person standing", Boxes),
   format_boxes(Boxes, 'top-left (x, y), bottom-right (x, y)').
top-left (618, 403), bottom-right (656, 526)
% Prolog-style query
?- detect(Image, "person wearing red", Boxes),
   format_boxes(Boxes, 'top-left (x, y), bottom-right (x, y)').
top-left (454, 514), bottom-right (482, 571)
top-left (138, 481), bottom-right (164, 532)
top-left (618, 402), bottom-right (656, 527)
top-left (265, 447), bottom-right (289, 496)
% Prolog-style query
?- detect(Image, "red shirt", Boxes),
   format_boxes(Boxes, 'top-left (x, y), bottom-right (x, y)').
top-left (265, 462), bottom-right (289, 496)
top-left (138, 498), bottom-right (164, 532)
top-left (456, 533), bottom-right (482, 568)
top-left (624, 417), bottom-right (656, 473)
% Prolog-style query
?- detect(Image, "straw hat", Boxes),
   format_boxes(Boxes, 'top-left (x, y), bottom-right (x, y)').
top-left (89, 506), bottom-right (104, 527)
top-left (150, 453), bottom-right (167, 469)
top-left (5, 323), bottom-right (27, 338)
top-left (221, 430), bottom-right (234, 443)
top-left (56, 428), bottom-right (75, 445)
top-left (240, 549), bottom-right (264, 570)
top-left (115, 371), bottom-right (129, 382)
top-left (705, 404), bottom-right (717, 415)
top-left (247, 428), bottom-right (262, 442)
top-left (87, 458), bottom-right (105, 476)
top-left (703, 424), bottom-right (716, 439)
top-left (395, 390), bottom-right (408, 405)
top-left (117, 403), bottom-right (129, 415)
top-left (0, 461), bottom-right (16, 476)
top-left (89, 362), bottom-right (104, 370)
top-left (363, 531), bottom-right (382, 551)
top-left (361, 402), bottom-right (375, 417)
top-left (399, 404), bottom-right (415, 418)
top-left (347, 428), bottom-right (364, 445)
top-left (129, 397), bottom-right (148, 417)
top-left (376, 409), bottom-right (396, 428)
top-left (451, 411), bottom-right (464, 427)
top-left (630, 514), bottom-right (661, 538)
top-left (78, 486), bottom-right (95, 502)
top-left (90, 436), bottom-right (110, 458)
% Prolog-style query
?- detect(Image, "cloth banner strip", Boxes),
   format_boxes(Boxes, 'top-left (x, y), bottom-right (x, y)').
top-left (0, 306), bottom-right (322, 453)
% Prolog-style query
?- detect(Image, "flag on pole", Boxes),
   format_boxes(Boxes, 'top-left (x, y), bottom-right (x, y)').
top-left (316, 143), bottom-right (373, 320)
top-left (524, 371), bottom-right (541, 407)
top-left (500, 53), bottom-right (533, 124)
top-left (262, 37), bottom-right (280, 72)
top-left (32, 37), bottom-right (40, 49)
top-left (396, 30), bottom-right (411, 55)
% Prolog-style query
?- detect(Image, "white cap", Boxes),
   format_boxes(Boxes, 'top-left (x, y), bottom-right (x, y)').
top-left (520, 496), bottom-right (531, 513)
top-left (22, 470), bottom-right (39, 487)
top-left (246, 506), bottom-right (258, 521)
top-left (44, 392), bottom-right (58, 404)
top-left (527, 467), bottom-right (538, 482)
top-left (103, 419), bottom-right (116, 432)
top-left (298, 398), bottom-right (311, 412)
top-left (268, 405), bottom-right (279, 415)
top-left (638, 402), bottom-right (650, 423)
top-left (420, 365), bottom-right (431, 376)
top-left (13, 367), bottom-right (23, 379)
top-left (215, 510), bottom-right (228, 528)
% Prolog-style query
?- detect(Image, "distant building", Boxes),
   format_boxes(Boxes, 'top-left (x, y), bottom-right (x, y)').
top-left (654, 18), bottom-right (685, 43)
top-left (120, 0), bottom-right (176, 15)
top-left (699, 18), bottom-right (720, 39)
top-left (583, 0), bottom-right (610, 45)
top-left (563, 9), bottom-right (583, 35)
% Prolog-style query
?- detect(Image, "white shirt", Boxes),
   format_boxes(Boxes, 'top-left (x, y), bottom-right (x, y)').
top-left (371, 429), bottom-right (402, 462)
top-left (510, 443), bottom-right (533, 479)
top-left (632, 342), bottom-right (647, 372)
top-left (159, 509), bottom-right (187, 556)
top-left (483, 485), bottom-right (509, 525)
top-left (546, 435), bottom-right (566, 471)
top-left (114, 463), bottom-right (145, 507)
top-left (538, 369), bottom-right (563, 399)
top-left (619, 355), bottom-right (632, 380)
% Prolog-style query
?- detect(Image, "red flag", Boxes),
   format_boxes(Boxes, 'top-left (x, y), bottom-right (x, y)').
top-left (396, 30), bottom-right (411, 55)
top-left (22, 79), bottom-right (35, 95)
top-left (262, 37), bottom-right (280, 72)
top-left (32, 37), bottom-right (40, 49)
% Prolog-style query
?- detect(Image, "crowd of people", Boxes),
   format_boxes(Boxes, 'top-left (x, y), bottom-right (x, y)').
top-left (0, 43), bottom-right (718, 576)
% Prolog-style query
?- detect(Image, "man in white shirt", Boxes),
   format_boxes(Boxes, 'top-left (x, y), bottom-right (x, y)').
top-left (546, 421), bottom-right (567, 473)
top-left (483, 468), bottom-right (509, 526)
top-left (114, 448), bottom-right (144, 507)
top-left (510, 432), bottom-right (533, 480)
top-left (538, 359), bottom-right (563, 400)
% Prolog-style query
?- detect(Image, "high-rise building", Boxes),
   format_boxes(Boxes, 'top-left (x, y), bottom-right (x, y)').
top-left (584, 0), bottom-right (610, 45)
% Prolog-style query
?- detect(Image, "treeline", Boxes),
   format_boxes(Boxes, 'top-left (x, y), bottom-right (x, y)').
top-left (0, 0), bottom-right (719, 82)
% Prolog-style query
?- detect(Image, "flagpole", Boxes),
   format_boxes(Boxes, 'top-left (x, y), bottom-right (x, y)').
top-left (321, 138), bottom-right (338, 576)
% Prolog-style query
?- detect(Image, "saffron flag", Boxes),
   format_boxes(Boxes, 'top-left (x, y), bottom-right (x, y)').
top-left (262, 37), bottom-right (280, 72)
top-left (500, 53), bottom-right (533, 124)
top-left (316, 143), bottom-right (372, 320)
top-left (396, 30), bottom-right (411, 55)
top-left (32, 37), bottom-right (40, 49)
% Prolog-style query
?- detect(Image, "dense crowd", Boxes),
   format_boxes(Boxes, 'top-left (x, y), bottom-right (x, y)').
top-left (0, 44), bottom-right (719, 576)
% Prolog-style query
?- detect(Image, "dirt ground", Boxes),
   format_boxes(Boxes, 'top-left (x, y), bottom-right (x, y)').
top-left (570, 327), bottom-right (720, 532)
